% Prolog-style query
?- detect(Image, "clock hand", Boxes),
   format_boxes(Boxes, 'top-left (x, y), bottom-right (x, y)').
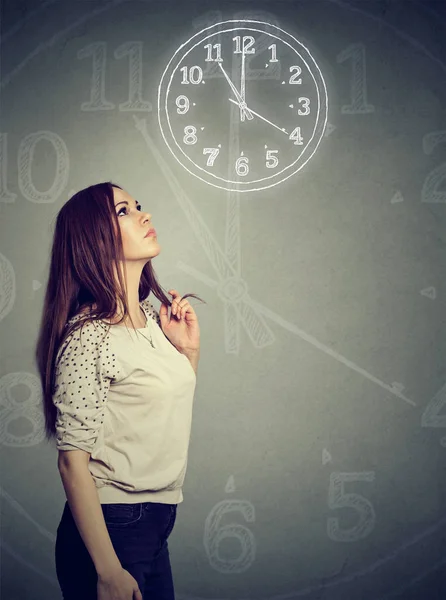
top-left (228, 98), bottom-right (289, 135)
top-left (218, 62), bottom-right (254, 120)
top-left (240, 48), bottom-right (247, 122)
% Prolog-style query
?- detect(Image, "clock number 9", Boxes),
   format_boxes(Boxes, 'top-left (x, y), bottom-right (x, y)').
top-left (266, 150), bottom-right (279, 168)
top-left (183, 126), bottom-right (197, 145)
top-left (176, 95), bottom-right (190, 115)
top-left (235, 156), bottom-right (249, 176)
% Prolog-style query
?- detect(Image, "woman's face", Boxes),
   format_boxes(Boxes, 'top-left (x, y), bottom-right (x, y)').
top-left (112, 186), bottom-right (160, 260)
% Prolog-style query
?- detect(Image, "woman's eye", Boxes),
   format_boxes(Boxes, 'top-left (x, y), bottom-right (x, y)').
top-left (117, 205), bottom-right (141, 216)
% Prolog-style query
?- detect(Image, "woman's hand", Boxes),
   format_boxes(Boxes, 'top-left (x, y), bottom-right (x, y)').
top-left (97, 566), bottom-right (142, 599)
top-left (159, 289), bottom-right (200, 353)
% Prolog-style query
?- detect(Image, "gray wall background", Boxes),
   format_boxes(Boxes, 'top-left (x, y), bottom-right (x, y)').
top-left (0, 0), bottom-right (445, 598)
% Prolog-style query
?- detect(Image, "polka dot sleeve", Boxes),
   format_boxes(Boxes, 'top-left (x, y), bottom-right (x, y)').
top-left (53, 321), bottom-right (114, 453)
top-left (142, 299), bottom-right (161, 327)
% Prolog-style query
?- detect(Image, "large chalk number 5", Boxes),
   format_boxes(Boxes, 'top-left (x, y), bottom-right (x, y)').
top-left (327, 471), bottom-right (376, 542)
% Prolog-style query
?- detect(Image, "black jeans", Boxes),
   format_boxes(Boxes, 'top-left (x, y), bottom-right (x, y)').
top-left (55, 500), bottom-right (177, 599)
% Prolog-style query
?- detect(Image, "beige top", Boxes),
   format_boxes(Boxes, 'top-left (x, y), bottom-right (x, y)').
top-left (53, 298), bottom-right (197, 505)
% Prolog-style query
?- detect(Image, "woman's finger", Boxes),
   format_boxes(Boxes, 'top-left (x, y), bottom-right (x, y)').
top-left (174, 300), bottom-right (189, 317)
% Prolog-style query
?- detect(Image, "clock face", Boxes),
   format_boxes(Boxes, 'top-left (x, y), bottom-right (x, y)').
top-left (158, 20), bottom-right (328, 192)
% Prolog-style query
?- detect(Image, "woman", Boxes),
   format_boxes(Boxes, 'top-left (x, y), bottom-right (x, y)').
top-left (34, 181), bottom-right (204, 599)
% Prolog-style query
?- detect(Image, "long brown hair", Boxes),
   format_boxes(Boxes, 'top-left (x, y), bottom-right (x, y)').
top-left (35, 181), bottom-right (205, 444)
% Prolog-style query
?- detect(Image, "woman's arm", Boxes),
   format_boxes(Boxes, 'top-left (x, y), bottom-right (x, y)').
top-left (58, 450), bottom-right (122, 579)
top-left (181, 348), bottom-right (200, 376)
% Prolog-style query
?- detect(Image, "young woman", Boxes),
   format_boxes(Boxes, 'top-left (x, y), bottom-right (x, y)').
top-left (34, 181), bottom-right (204, 600)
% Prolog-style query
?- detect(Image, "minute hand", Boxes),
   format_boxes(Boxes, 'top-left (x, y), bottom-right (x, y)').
top-left (228, 98), bottom-right (289, 135)
top-left (218, 63), bottom-right (254, 120)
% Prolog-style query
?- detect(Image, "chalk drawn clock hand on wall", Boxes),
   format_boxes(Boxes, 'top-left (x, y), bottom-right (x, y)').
top-left (158, 20), bottom-right (328, 192)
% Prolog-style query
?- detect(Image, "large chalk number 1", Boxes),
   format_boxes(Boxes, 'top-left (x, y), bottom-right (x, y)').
top-left (336, 43), bottom-right (375, 114)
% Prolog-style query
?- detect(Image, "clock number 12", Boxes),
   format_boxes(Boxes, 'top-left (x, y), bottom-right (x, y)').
top-left (233, 36), bottom-right (256, 54)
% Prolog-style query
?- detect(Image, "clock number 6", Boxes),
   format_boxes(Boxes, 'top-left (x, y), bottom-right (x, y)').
top-left (236, 156), bottom-right (249, 176)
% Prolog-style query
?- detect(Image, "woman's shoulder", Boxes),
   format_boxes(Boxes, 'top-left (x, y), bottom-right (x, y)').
top-left (64, 306), bottom-right (109, 337)
top-left (67, 298), bottom-right (161, 327)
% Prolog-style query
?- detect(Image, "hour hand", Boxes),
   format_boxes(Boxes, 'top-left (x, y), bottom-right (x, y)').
top-left (228, 98), bottom-right (289, 135)
top-left (218, 62), bottom-right (254, 120)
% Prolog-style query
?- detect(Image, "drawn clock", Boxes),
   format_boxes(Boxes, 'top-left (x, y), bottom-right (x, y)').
top-left (157, 20), bottom-right (328, 192)
top-left (0, 2), bottom-right (445, 600)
